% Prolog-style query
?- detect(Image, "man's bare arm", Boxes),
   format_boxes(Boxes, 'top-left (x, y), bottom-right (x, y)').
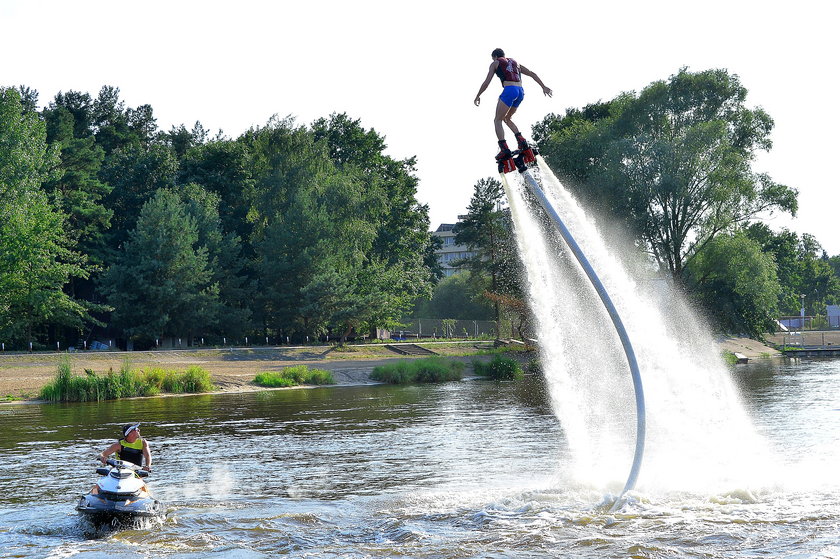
top-left (474, 61), bottom-right (499, 106)
top-left (142, 440), bottom-right (152, 471)
top-left (98, 442), bottom-right (120, 463)
top-left (520, 65), bottom-right (553, 97)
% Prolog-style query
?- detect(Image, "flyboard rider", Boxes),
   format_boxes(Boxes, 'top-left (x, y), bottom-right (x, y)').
top-left (473, 48), bottom-right (552, 163)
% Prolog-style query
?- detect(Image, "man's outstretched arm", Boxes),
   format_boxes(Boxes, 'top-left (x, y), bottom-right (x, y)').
top-left (520, 65), bottom-right (553, 97)
top-left (474, 61), bottom-right (499, 106)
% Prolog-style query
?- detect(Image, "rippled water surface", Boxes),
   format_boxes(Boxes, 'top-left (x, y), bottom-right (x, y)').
top-left (1, 359), bottom-right (839, 558)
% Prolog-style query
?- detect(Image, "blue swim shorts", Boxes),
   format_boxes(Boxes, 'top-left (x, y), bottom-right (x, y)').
top-left (499, 85), bottom-right (525, 108)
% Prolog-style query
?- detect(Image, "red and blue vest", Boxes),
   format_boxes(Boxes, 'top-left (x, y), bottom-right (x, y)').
top-left (495, 57), bottom-right (521, 83)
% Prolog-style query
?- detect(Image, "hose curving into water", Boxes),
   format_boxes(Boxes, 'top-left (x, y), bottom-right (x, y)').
top-left (501, 161), bottom-right (645, 510)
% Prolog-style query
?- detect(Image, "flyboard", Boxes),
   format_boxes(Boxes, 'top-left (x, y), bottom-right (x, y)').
top-left (498, 144), bottom-right (645, 510)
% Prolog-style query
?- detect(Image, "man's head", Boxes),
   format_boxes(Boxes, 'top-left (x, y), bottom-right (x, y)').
top-left (122, 423), bottom-right (140, 441)
top-left (491, 48), bottom-right (505, 59)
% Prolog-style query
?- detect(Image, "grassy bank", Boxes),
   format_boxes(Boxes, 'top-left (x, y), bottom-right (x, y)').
top-left (472, 355), bottom-right (524, 380)
top-left (39, 360), bottom-right (215, 402)
top-left (371, 357), bottom-right (465, 384)
top-left (253, 365), bottom-right (335, 387)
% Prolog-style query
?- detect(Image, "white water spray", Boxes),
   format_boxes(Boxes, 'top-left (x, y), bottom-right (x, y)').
top-left (504, 157), bottom-right (773, 495)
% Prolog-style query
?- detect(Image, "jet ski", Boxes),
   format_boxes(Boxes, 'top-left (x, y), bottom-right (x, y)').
top-left (76, 458), bottom-right (165, 524)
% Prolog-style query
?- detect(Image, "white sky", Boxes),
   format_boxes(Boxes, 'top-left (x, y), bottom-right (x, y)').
top-left (3, 0), bottom-right (838, 254)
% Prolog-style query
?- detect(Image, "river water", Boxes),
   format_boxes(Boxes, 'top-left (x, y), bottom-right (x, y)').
top-left (1, 358), bottom-right (839, 558)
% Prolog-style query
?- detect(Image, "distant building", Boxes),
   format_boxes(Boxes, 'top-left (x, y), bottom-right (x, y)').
top-left (828, 305), bottom-right (840, 328)
top-left (432, 221), bottom-right (476, 277)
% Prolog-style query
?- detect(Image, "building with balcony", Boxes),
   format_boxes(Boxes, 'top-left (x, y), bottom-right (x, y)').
top-left (432, 222), bottom-right (476, 277)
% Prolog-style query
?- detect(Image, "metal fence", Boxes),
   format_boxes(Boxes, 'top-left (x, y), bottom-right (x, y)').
top-left (776, 315), bottom-right (840, 332)
top-left (773, 331), bottom-right (840, 349)
top-left (393, 319), bottom-right (498, 340)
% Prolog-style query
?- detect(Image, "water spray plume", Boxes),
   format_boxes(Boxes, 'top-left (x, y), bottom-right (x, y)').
top-left (500, 160), bottom-right (644, 511)
top-left (502, 156), bottom-right (773, 507)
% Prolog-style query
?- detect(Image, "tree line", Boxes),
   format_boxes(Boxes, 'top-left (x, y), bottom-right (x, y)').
top-left (443, 68), bottom-right (840, 338)
top-left (0, 86), bottom-right (441, 349)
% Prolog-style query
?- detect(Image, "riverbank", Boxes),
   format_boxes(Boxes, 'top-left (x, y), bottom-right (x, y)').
top-left (718, 336), bottom-right (781, 359)
top-left (0, 342), bottom-right (504, 400)
top-left (0, 337), bottom-right (784, 401)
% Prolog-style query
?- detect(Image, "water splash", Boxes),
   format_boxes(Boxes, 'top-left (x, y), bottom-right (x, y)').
top-left (503, 157), bottom-right (774, 494)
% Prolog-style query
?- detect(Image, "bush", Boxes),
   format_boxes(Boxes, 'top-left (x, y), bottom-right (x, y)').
top-left (39, 361), bottom-right (215, 402)
top-left (253, 365), bottom-right (336, 387)
top-left (371, 357), bottom-right (465, 384)
top-left (472, 355), bottom-right (524, 380)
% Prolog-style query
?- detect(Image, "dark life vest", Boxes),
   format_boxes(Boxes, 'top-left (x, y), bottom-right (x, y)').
top-left (495, 57), bottom-right (521, 83)
top-left (117, 437), bottom-right (144, 466)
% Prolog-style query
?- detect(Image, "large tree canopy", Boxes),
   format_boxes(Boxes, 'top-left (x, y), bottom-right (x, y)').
top-left (684, 231), bottom-right (780, 337)
top-left (101, 188), bottom-right (218, 341)
top-left (534, 68), bottom-right (798, 281)
top-left (0, 87), bottom-right (102, 344)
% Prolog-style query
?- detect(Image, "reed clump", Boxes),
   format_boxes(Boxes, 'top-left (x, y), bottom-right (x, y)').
top-left (39, 360), bottom-right (216, 402)
top-left (371, 357), bottom-right (465, 384)
top-left (472, 355), bottom-right (524, 380)
top-left (253, 365), bottom-right (335, 387)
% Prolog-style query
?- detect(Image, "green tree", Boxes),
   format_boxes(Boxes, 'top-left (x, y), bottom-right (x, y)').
top-left (178, 138), bottom-right (256, 247)
top-left (684, 231), bottom-right (780, 336)
top-left (744, 223), bottom-right (840, 315)
top-left (0, 87), bottom-right (102, 346)
top-left (829, 255), bottom-right (840, 280)
top-left (312, 113), bottom-right (438, 325)
top-left (176, 183), bottom-right (252, 336)
top-left (412, 273), bottom-right (494, 320)
top-left (101, 189), bottom-right (218, 343)
top-left (101, 143), bottom-right (179, 251)
top-left (48, 90), bottom-right (95, 139)
top-left (42, 104), bottom-right (112, 258)
top-left (454, 178), bottom-right (523, 326)
top-left (160, 121), bottom-right (208, 158)
top-left (92, 86), bottom-right (153, 154)
top-left (250, 116), bottom-right (436, 339)
top-left (535, 68), bottom-right (798, 281)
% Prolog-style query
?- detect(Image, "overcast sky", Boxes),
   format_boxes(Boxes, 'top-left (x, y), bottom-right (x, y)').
top-left (3, 0), bottom-right (837, 254)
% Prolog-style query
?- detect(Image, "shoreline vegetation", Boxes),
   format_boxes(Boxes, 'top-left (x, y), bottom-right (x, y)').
top-left (1, 341), bottom-right (527, 403)
top-left (1, 337), bottom-right (783, 403)
top-left (254, 365), bottom-right (335, 387)
top-left (40, 360), bottom-right (215, 402)
top-left (472, 355), bottom-right (525, 380)
top-left (371, 357), bottom-right (466, 384)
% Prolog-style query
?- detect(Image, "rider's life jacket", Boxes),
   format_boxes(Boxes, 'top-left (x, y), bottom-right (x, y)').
top-left (117, 437), bottom-right (144, 466)
top-left (495, 57), bottom-right (521, 84)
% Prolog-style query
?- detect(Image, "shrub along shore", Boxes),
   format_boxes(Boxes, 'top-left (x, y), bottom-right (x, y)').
top-left (254, 365), bottom-right (335, 387)
top-left (39, 359), bottom-right (216, 402)
top-left (2, 342), bottom-right (540, 402)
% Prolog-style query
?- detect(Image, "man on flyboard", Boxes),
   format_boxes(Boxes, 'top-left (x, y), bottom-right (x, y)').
top-left (473, 48), bottom-right (552, 171)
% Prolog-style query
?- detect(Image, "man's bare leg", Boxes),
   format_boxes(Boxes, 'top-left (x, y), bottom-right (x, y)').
top-left (494, 99), bottom-right (516, 140)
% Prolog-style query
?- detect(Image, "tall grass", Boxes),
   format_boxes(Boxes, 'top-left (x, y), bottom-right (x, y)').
top-left (371, 357), bottom-right (465, 384)
top-left (39, 360), bottom-right (216, 402)
top-left (472, 355), bottom-right (524, 380)
top-left (253, 365), bottom-right (335, 387)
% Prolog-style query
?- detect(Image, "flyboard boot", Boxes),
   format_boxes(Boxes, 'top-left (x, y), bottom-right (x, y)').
top-left (497, 135), bottom-right (539, 174)
top-left (515, 132), bottom-right (537, 167)
top-left (496, 139), bottom-right (516, 174)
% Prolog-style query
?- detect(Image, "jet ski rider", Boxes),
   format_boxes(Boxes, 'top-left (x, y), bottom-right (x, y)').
top-left (98, 423), bottom-right (153, 472)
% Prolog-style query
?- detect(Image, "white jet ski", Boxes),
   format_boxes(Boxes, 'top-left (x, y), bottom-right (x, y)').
top-left (76, 458), bottom-right (164, 523)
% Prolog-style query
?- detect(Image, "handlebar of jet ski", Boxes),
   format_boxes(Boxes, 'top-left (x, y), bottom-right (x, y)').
top-left (100, 458), bottom-right (150, 474)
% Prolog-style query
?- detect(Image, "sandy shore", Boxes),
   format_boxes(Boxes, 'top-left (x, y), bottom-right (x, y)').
top-left (0, 343), bottom-right (498, 400)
